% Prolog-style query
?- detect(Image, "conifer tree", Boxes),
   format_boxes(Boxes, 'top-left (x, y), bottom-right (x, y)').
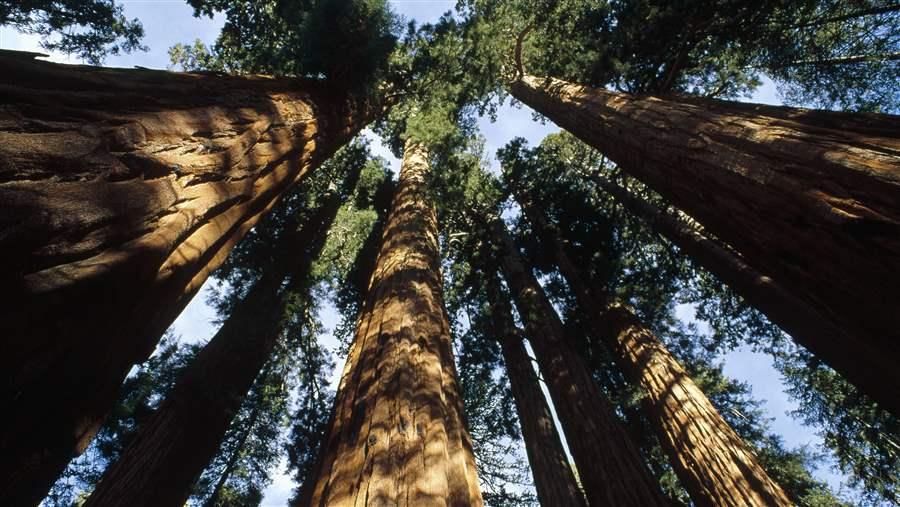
top-left (83, 142), bottom-right (370, 506)
top-left (483, 274), bottom-right (586, 507)
top-left (0, 2), bottom-right (400, 497)
top-left (301, 139), bottom-right (483, 505)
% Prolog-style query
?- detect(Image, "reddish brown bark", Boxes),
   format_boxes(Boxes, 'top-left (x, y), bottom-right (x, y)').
top-left (0, 51), bottom-right (377, 505)
top-left (302, 140), bottom-right (483, 506)
top-left (484, 275), bottom-right (585, 507)
top-left (84, 162), bottom-right (356, 507)
top-left (515, 197), bottom-right (792, 506)
top-left (490, 218), bottom-right (667, 507)
top-left (589, 173), bottom-right (900, 416)
top-left (509, 74), bottom-right (900, 414)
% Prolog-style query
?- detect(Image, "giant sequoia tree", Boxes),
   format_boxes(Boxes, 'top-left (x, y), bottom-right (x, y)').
top-left (83, 142), bottom-right (368, 506)
top-left (5, 0), bottom-right (900, 505)
top-left (457, 0), bottom-right (900, 415)
top-left (507, 74), bottom-right (900, 415)
top-left (301, 139), bottom-right (483, 505)
top-left (0, 1), bottom-right (399, 501)
top-left (505, 156), bottom-right (793, 505)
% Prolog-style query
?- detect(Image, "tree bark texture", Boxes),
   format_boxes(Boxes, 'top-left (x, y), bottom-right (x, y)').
top-left (509, 74), bottom-right (900, 415)
top-left (590, 173), bottom-right (900, 417)
top-left (84, 163), bottom-right (354, 507)
top-left (0, 50), bottom-right (376, 505)
top-left (302, 140), bottom-right (483, 506)
top-left (484, 276), bottom-right (586, 507)
top-left (515, 196), bottom-right (792, 506)
top-left (490, 218), bottom-right (667, 507)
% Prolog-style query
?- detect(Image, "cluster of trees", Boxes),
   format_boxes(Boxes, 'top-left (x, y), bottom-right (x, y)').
top-left (1, 0), bottom-right (898, 506)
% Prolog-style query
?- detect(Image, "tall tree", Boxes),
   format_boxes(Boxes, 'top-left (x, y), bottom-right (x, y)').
top-left (507, 73), bottom-right (900, 416)
top-left (301, 139), bottom-right (483, 506)
top-left (0, 1), bottom-right (399, 499)
top-left (483, 273), bottom-right (585, 507)
top-left (503, 138), bottom-right (800, 504)
top-left (487, 216), bottom-right (668, 506)
top-left (515, 190), bottom-right (792, 506)
top-left (83, 142), bottom-right (367, 506)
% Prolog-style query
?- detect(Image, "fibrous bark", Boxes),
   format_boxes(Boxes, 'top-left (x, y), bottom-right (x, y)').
top-left (302, 140), bottom-right (483, 506)
top-left (515, 196), bottom-right (792, 506)
top-left (484, 275), bottom-right (586, 507)
top-left (589, 173), bottom-right (900, 417)
top-left (0, 50), bottom-right (376, 505)
top-left (510, 74), bottom-right (900, 414)
top-left (84, 161), bottom-right (356, 507)
top-left (489, 218), bottom-right (667, 507)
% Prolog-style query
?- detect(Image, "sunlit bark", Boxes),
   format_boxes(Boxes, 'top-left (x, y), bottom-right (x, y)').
top-left (84, 163), bottom-right (356, 507)
top-left (0, 50), bottom-right (378, 504)
top-left (302, 140), bottom-right (483, 506)
top-left (510, 73), bottom-right (900, 415)
top-left (515, 196), bottom-right (792, 506)
top-left (490, 218), bottom-right (667, 507)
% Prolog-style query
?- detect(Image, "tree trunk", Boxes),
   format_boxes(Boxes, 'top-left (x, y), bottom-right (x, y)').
top-left (515, 196), bottom-right (792, 506)
top-left (589, 173), bottom-right (900, 417)
top-left (484, 275), bottom-right (586, 507)
top-left (509, 73), bottom-right (900, 414)
top-left (85, 169), bottom-right (353, 506)
top-left (489, 218), bottom-right (667, 507)
top-left (0, 50), bottom-right (378, 504)
top-left (301, 140), bottom-right (483, 506)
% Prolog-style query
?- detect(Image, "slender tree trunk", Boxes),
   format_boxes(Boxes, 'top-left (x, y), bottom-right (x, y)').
top-left (489, 218), bottom-right (667, 507)
top-left (515, 196), bottom-right (792, 506)
top-left (85, 169), bottom-right (351, 506)
top-left (302, 140), bottom-right (483, 506)
top-left (588, 173), bottom-right (900, 417)
top-left (509, 73), bottom-right (900, 414)
top-left (0, 50), bottom-right (379, 504)
top-left (483, 275), bottom-right (586, 507)
top-left (204, 382), bottom-right (267, 507)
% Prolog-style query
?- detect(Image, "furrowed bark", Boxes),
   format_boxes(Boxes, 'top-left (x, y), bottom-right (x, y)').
top-left (515, 196), bottom-right (792, 506)
top-left (489, 218), bottom-right (667, 507)
top-left (0, 50), bottom-right (378, 505)
top-left (484, 275), bottom-right (586, 507)
top-left (84, 162), bottom-right (357, 507)
top-left (590, 173), bottom-right (900, 416)
top-left (303, 140), bottom-right (483, 506)
top-left (509, 74), bottom-right (900, 414)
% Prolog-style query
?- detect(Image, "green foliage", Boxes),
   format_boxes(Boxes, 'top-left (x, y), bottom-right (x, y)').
top-left (496, 131), bottom-right (852, 506)
top-left (0, 0), bottom-right (145, 64)
top-left (760, 0), bottom-right (900, 112)
top-left (167, 0), bottom-right (400, 95)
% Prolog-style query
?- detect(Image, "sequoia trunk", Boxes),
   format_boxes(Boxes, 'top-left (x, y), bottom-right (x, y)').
top-left (0, 51), bottom-right (377, 504)
top-left (490, 219), bottom-right (667, 507)
top-left (84, 162), bottom-right (355, 506)
top-left (509, 74), bottom-right (900, 413)
top-left (302, 140), bottom-right (483, 506)
top-left (484, 275), bottom-right (585, 507)
top-left (590, 174), bottom-right (898, 416)
top-left (515, 197), bottom-right (792, 506)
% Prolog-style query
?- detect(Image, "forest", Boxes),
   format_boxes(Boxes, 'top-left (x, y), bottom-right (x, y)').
top-left (0, 0), bottom-right (898, 505)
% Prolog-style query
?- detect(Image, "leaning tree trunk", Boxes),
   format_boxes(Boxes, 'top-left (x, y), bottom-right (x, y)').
top-left (0, 50), bottom-right (378, 504)
top-left (515, 196), bottom-right (792, 506)
top-left (484, 275), bottom-right (586, 507)
top-left (84, 161), bottom-right (357, 507)
top-left (589, 173), bottom-right (899, 416)
top-left (301, 140), bottom-right (483, 506)
top-left (489, 218), bottom-right (667, 507)
top-left (509, 73), bottom-right (900, 414)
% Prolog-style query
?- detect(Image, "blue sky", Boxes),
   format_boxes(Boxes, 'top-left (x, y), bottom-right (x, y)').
top-left (2, 1), bottom-right (853, 504)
